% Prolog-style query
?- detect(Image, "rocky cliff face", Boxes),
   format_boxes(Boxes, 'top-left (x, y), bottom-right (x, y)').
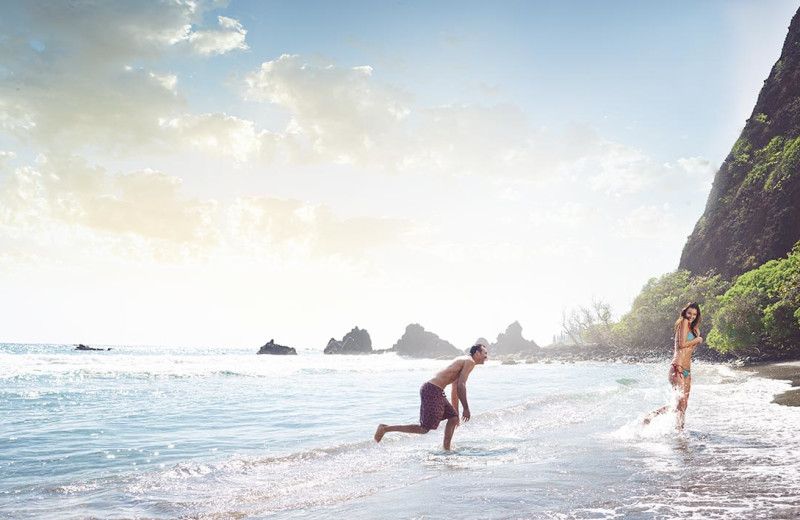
top-left (324, 326), bottom-right (372, 354)
top-left (679, 8), bottom-right (800, 279)
top-left (392, 323), bottom-right (461, 358)
top-left (489, 321), bottom-right (540, 355)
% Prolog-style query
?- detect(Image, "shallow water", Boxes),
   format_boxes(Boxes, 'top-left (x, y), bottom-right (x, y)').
top-left (2, 343), bottom-right (799, 519)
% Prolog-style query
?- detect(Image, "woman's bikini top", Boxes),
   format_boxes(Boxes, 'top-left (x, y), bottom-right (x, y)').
top-left (686, 331), bottom-right (695, 341)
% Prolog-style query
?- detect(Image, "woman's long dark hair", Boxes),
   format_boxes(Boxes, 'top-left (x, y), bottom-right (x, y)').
top-left (674, 302), bottom-right (701, 336)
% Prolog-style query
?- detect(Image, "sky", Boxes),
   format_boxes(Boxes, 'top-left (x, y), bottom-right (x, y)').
top-left (1, 0), bottom-right (797, 351)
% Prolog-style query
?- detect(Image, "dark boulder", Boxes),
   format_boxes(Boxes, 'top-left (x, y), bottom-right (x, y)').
top-left (392, 324), bottom-right (461, 358)
top-left (257, 339), bottom-right (297, 355)
top-left (490, 321), bottom-right (540, 355)
top-left (75, 344), bottom-right (111, 351)
top-left (324, 326), bottom-right (372, 354)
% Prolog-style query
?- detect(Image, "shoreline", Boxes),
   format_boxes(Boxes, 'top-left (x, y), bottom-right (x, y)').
top-left (737, 360), bottom-right (800, 407)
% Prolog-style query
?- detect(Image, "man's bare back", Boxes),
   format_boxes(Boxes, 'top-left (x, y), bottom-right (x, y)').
top-left (428, 357), bottom-right (476, 389)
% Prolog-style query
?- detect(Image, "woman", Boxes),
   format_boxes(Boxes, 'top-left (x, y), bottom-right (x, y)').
top-left (644, 302), bottom-right (704, 429)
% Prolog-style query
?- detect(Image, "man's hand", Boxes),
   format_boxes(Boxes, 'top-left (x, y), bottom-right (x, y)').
top-left (462, 407), bottom-right (471, 422)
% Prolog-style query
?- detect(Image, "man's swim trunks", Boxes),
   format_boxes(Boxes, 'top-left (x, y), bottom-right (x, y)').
top-left (419, 382), bottom-right (458, 430)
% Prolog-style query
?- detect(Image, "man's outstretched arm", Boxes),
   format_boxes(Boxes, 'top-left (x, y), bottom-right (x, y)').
top-left (456, 361), bottom-right (476, 421)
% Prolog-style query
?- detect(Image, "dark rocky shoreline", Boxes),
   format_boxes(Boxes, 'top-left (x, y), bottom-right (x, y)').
top-left (734, 361), bottom-right (800, 407)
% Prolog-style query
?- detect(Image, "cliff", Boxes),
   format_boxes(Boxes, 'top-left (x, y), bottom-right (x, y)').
top-left (324, 326), bottom-right (373, 354)
top-left (489, 321), bottom-right (540, 355)
top-left (679, 7), bottom-right (800, 279)
top-left (392, 324), bottom-right (461, 358)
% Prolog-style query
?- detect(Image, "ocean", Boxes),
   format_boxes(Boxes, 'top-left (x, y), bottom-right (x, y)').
top-left (2, 343), bottom-right (799, 520)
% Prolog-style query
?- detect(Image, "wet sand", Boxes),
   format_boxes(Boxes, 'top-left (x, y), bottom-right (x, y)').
top-left (739, 360), bottom-right (800, 406)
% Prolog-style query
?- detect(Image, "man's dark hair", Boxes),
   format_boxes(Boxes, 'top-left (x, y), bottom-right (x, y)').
top-left (469, 343), bottom-right (486, 356)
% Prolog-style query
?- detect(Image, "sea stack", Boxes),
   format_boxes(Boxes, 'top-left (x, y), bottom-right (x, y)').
top-left (257, 339), bottom-right (297, 355)
top-left (324, 326), bottom-right (373, 354)
top-left (392, 324), bottom-right (461, 358)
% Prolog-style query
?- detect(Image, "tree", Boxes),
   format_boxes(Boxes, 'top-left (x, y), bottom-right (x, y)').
top-left (561, 298), bottom-right (617, 346)
top-left (708, 243), bottom-right (800, 358)
top-left (613, 270), bottom-right (729, 354)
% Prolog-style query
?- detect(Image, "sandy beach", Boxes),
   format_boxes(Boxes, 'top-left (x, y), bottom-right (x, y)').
top-left (739, 360), bottom-right (800, 406)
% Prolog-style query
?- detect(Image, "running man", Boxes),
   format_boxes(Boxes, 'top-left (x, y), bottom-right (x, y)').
top-left (374, 343), bottom-right (488, 450)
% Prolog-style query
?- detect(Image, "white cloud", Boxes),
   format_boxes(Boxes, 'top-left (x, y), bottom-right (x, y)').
top-left (241, 56), bottom-right (568, 176)
top-left (0, 1), bottom-right (246, 154)
top-left (228, 196), bottom-right (412, 260)
top-left (529, 202), bottom-right (596, 229)
top-left (0, 155), bottom-right (218, 251)
top-left (2, 1), bottom-right (199, 64)
top-left (1, 153), bottom-right (419, 265)
top-left (161, 113), bottom-right (272, 161)
top-left (675, 156), bottom-right (716, 190)
top-left (614, 204), bottom-right (677, 240)
top-left (0, 165), bottom-right (49, 238)
top-left (586, 142), bottom-right (662, 196)
top-left (244, 54), bottom-right (414, 167)
top-left (411, 103), bottom-right (534, 175)
top-left (241, 58), bottom-right (705, 194)
top-left (188, 16), bottom-right (248, 56)
top-left (149, 71), bottom-right (179, 92)
top-left (242, 56), bottom-right (585, 177)
top-left (0, 150), bottom-right (15, 168)
top-left (2, 0), bottom-right (715, 194)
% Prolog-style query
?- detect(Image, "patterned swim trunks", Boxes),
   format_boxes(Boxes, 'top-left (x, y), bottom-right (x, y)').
top-left (419, 382), bottom-right (458, 430)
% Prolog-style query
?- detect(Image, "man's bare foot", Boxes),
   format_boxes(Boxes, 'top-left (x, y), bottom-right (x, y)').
top-left (374, 424), bottom-right (387, 442)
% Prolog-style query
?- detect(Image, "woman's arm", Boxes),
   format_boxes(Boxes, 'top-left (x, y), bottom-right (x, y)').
top-left (677, 319), bottom-right (702, 349)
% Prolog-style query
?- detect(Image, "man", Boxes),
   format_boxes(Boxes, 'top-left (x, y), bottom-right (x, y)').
top-left (374, 343), bottom-right (488, 450)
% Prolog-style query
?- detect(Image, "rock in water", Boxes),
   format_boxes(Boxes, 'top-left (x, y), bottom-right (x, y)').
top-left (324, 326), bottom-right (372, 354)
top-left (75, 344), bottom-right (109, 351)
top-left (257, 339), bottom-right (297, 355)
top-left (392, 324), bottom-right (461, 358)
top-left (490, 321), bottom-right (540, 355)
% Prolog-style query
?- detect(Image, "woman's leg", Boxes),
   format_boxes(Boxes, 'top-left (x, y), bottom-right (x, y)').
top-left (643, 405), bottom-right (670, 424)
top-left (644, 365), bottom-right (681, 425)
top-left (675, 376), bottom-right (691, 429)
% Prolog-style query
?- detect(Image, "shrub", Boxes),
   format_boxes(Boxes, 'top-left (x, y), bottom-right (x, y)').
top-left (708, 242), bottom-right (800, 357)
top-left (613, 270), bottom-right (729, 353)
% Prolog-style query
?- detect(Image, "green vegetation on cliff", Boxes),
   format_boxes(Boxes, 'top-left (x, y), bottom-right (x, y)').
top-left (708, 243), bottom-right (800, 357)
top-left (739, 134), bottom-right (800, 192)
